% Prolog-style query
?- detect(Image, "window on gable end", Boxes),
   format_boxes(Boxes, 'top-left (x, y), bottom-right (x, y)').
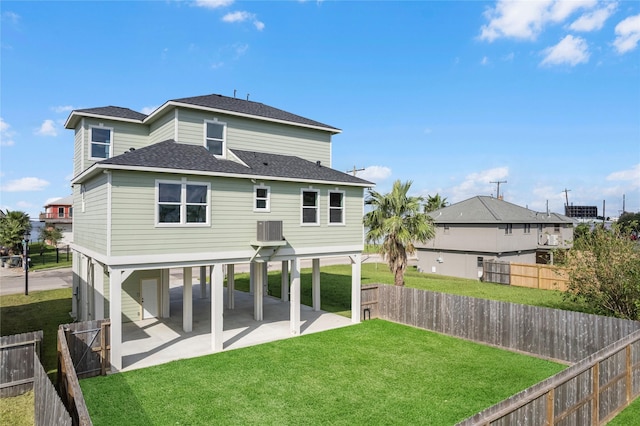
top-left (90, 126), bottom-right (112, 159)
top-left (204, 120), bottom-right (226, 157)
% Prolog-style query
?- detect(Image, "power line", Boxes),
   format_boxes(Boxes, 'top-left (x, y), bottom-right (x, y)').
top-left (490, 180), bottom-right (507, 199)
top-left (347, 165), bottom-right (365, 176)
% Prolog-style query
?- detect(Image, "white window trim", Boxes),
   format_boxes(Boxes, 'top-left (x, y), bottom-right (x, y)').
top-left (253, 184), bottom-right (271, 212)
top-left (204, 119), bottom-right (227, 159)
top-left (327, 189), bottom-right (345, 226)
top-left (155, 178), bottom-right (211, 227)
top-left (89, 125), bottom-right (114, 161)
top-left (300, 188), bottom-right (320, 226)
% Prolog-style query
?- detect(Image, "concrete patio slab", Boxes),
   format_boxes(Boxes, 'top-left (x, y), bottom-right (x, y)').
top-left (121, 282), bottom-right (353, 371)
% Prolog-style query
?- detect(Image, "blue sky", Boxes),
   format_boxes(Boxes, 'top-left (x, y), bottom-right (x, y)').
top-left (1, 0), bottom-right (639, 220)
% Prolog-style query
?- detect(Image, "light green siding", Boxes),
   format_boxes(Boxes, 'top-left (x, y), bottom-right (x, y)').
top-left (79, 118), bottom-right (149, 173)
top-left (73, 126), bottom-right (83, 176)
top-left (73, 174), bottom-right (108, 254)
top-left (175, 108), bottom-right (332, 165)
top-left (109, 171), bottom-right (363, 256)
top-left (149, 111), bottom-right (175, 144)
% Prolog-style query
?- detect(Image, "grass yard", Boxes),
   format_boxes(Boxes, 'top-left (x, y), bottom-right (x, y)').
top-left (81, 320), bottom-right (565, 425)
top-left (233, 262), bottom-right (592, 317)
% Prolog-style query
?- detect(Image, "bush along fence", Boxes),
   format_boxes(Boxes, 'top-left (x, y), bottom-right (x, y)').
top-left (483, 260), bottom-right (568, 291)
top-left (0, 330), bottom-right (42, 397)
top-left (57, 319), bottom-right (110, 426)
top-left (360, 284), bottom-right (640, 424)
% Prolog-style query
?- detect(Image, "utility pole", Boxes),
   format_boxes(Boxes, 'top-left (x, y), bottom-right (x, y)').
top-left (490, 180), bottom-right (507, 199)
top-left (562, 188), bottom-right (571, 207)
top-left (347, 165), bottom-right (365, 177)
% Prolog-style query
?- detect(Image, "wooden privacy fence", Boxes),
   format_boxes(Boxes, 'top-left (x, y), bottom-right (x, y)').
top-left (34, 352), bottom-right (71, 426)
top-left (0, 330), bottom-right (42, 397)
top-left (458, 329), bottom-right (640, 425)
top-left (483, 260), bottom-right (569, 291)
top-left (57, 319), bottom-right (111, 426)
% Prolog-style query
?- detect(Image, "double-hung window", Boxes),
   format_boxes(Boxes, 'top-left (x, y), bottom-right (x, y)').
top-left (58, 207), bottom-right (65, 218)
top-left (301, 189), bottom-right (319, 225)
top-left (204, 120), bottom-right (226, 157)
top-left (157, 179), bottom-right (210, 226)
top-left (90, 126), bottom-right (112, 159)
top-left (328, 190), bottom-right (345, 225)
top-left (254, 185), bottom-right (270, 212)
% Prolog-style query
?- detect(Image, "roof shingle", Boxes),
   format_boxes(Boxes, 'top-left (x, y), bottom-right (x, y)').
top-left (73, 106), bottom-right (147, 121)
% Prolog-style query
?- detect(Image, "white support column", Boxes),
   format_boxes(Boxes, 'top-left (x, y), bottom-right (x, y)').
top-left (211, 264), bottom-right (224, 352)
top-left (183, 267), bottom-right (193, 332)
top-left (312, 258), bottom-right (321, 312)
top-left (249, 262), bottom-right (255, 294)
top-left (263, 262), bottom-right (269, 296)
top-left (254, 262), bottom-right (263, 321)
top-left (227, 264), bottom-right (235, 309)
top-left (281, 260), bottom-right (289, 302)
top-left (199, 266), bottom-right (207, 299)
top-left (109, 269), bottom-right (123, 372)
top-left (161, 269), bottom-right (170, 318)
top-left (290, 258), bottom-right (301, 335)
top-left (351, 254), bottom-right (362, 324)
top-left (94, 261), bottom-right (105, 320)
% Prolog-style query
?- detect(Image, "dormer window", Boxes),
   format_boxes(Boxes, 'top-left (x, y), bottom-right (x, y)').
top-left (90, 126), bottom-right (112, 159)
top-left (204, 120), bottom-right (226, 157)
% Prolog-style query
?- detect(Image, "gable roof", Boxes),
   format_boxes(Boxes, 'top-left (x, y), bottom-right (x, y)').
top-left (64, 94), bottom-right (340, 133)
top-left (44, 194), bottom-right (73, 207)
top-left (72, 140), bottom-right (372, 187)
top-left (429, 196), bottom-right (574, 224)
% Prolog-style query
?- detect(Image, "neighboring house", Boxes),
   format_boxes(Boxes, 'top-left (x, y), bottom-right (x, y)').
top-left (39, 195), bottom-right (73, 246)
top-left (415, 196), bottom-right (574, 280)
top-left (64, 93), bottom-right (372, 371)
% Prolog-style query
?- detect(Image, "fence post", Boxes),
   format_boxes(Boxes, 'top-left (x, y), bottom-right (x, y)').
top-left (546, 389), bottom-right (554, 424)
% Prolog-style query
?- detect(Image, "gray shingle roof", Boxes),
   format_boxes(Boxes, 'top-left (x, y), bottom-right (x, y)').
top-left (98, 140), bottom-right (372, 186)
top-left (171, 94), bottom-right (340, 132)
top-left (73, 106), bottom-right (147, 121)
top-left (429, 196), bottom-right (574, 224)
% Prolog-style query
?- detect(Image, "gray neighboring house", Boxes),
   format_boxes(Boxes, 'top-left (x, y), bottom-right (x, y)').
top-left (64, 93), bottom-right (373, 371)
top-left (415, 196), bottom-right (574, 280)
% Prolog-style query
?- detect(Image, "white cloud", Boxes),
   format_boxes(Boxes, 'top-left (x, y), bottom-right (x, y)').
top-left (569, 3), bottom-right (617, 32)
top-left (16, 201), bottom-right (35, 209)
top-left (450, 166), bottom-right (509, 201)
top-left (1, 11), bottom-right (20, 24)
top-left (52, 105), bottom-right (74, 113)
top-left (140, 105), bottom-right (159, 115)
top-left (35, 119), bottom-right (58, 137)
top-left (540, 35), bottom-right (589, 66)
top-left (1, 177), bottom-right (50, 192)
top-left (193, 0), bottom-right (234, 9)
top-left (222, 11), bottom-right (264, 30)
top-left (606, 164), bottom-right (640, 185)
top-left (479, 0), bottom-right (596, 42)
top-left (0, 117), bottom-right (16, 146)
top-left (356, 166), bottom-right (392, 183)
top-left (613, 14), bottom-right (640, 54)
top-left (481, 56), bottom-right (490, 65)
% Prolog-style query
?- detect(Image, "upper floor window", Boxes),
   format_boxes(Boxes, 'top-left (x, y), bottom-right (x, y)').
top-left (328, 190), bottom-right (345, 225)
top-left (204, 120), bottom-right (226, 157)
top-left (58, 207), bottom-right (65, 218)
top-left (90, 127), bottom-right (112, 159)
top-left (254, 185), bottom-right (270, 212)
top-left (301, 189), bottom-right (319, 225)
top-left (156, 179), bottom-right (210, 226)
top-left (505, 224), bottom-right (513, 235)
top-left (554, 224), bottom-right (560, 233)
top-left (524, 224), bottom-right (531, 234)
top-left (443, 225), bottom-right (450, 234)
top-left (69, 207), bottom-right (73, 218)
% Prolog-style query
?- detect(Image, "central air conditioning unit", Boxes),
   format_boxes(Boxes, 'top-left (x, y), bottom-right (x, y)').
top-left (257, 221), bottom-right (283, 242)
top-left (548, 234), bottom-right (559, 246)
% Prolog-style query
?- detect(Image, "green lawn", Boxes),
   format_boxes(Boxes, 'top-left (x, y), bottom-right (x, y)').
top-left (28, 243), bottom-right (72, 271)
top-left (81, 320), bottom-right (565, 425)
top-left (609, 396), bottom-right (640, 425)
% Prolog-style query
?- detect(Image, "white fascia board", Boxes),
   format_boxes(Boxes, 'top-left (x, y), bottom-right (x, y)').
top-left (72, 163), bottom-right (372, 188)
top-left (64, 111), bottom-right (143, 129)
top-left (144, 101), bottom-right (342, 135)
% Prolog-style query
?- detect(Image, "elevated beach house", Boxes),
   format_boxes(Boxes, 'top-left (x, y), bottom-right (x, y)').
top-left (65, 94), bottom-right (372, 371)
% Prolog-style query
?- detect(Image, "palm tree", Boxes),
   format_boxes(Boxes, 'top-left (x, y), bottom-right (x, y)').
top-left (0, 210), bottom-right (31, 253)
top-left (364, 180), bottom-right (435, 286)
top-left (424, 193), bottom-right (448, 213)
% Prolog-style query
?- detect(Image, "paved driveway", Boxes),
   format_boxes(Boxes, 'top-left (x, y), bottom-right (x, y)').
top-left (0, 266), bottom-right (72, 296)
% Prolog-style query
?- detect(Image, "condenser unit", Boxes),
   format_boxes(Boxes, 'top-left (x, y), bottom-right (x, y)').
top-left (257, 221), bottom-right (283, 242)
